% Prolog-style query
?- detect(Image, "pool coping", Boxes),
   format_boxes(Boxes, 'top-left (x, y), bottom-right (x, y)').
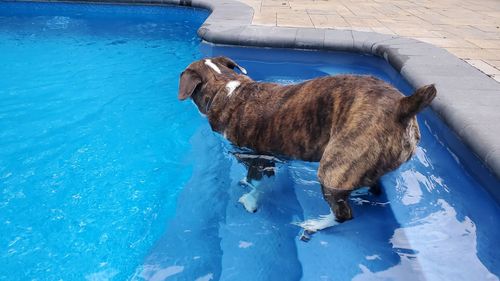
top-left (5, 0), bottom-right (500, 189)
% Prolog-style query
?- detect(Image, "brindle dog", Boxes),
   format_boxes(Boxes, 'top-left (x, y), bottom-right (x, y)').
top-left (178, 56), bottom-right (436, 231)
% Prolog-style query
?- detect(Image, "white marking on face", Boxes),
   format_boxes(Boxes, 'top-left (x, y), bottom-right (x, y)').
top-left (225, 80), bottom-right (241, 97)
top-left (204, 59), bottom-right (221, 74)
top-left (239, 66), bottom-right (247, 75)
top-left (223, 130), bottom-right (227, 138)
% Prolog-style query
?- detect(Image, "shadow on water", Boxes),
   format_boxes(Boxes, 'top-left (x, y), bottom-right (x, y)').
top-left (133, 128), bottom-right (304, 281)
top-left (217, 147), bottom-right (303, 281)
top-left (131, 127), bottom-right (231, 281)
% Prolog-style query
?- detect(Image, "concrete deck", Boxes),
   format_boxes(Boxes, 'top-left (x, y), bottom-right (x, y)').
top-left (240, 0), bottom-right (500, 82)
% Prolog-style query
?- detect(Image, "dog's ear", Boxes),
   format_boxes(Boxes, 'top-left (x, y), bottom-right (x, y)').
top-left (213, 56), bottom-right (247, 75)
top-left (178, 70), bottom-right (201, 100)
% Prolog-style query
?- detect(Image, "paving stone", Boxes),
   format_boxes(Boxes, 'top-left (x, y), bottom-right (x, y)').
top-left (277, 11), bottom-right (313, 27)
top-left (308, 14), bottom-right (349, 28)
top-left (466, 38), bottom-right (500, 49)
top-left (465, 59), bottom-right (500, 76)
top-left (240, 0), bottom-right (500, 74)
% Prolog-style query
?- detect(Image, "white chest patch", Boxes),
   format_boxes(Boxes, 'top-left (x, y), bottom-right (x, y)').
top-left (204, 59), bottom-right (221, 74)
top-left (225, 80), bottom-right (241, 97)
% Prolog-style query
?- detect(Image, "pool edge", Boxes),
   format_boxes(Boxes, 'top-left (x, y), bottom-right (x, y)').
top-left (3, 0), bottom-right (500, 199)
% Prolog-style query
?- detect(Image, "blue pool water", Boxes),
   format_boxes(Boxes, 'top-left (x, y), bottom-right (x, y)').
top-left (0, 2), bottom-right (499, 281)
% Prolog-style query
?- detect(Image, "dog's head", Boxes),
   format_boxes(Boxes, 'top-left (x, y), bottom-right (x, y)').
top-left (178, 56), bottom-right (247, 114)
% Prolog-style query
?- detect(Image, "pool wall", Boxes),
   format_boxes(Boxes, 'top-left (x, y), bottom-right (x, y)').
top-left (6, 0), bottom-right (500, 201)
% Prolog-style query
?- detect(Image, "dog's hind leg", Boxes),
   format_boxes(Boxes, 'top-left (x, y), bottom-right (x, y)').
top-left (369, 180), bottom-right (383, 196)
top-left (322, 186), bottom-right (353, 222)
top-left (295, 186), bottom-right (352, 233)
top-left (295, 185), bottom-right (343, 232)
top-left (297, 135), bottom-right (381, 232)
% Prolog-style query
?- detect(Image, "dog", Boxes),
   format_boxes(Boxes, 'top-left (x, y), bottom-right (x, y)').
top-left (178, 56), bottom-right (436, 232)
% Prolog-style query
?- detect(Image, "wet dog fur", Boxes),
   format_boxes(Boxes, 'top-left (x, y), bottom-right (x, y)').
top-left (178, 56), bottom-right (436, 226)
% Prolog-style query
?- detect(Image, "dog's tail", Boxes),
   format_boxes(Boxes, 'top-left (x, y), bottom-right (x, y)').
top-left (398, 84), bottom-right (436, 123)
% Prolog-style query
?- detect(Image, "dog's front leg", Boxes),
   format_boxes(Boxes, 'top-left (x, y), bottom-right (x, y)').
top-left (237, 156), bottom-right (275, 213)
top-left (369, 180), bottom-right (383, 196)
top-left (238, 183), bottom-right (261, 213)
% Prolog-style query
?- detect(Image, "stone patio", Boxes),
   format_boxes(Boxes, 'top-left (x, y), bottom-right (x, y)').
top-left (239, 0), bottom-right (500, 82)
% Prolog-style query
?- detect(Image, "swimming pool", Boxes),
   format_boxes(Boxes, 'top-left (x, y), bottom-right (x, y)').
top-left (0, 2), bottom-right (498, 281)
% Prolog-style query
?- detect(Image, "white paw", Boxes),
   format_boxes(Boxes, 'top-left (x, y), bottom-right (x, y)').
top-left (238, 178), bottom-right (254, 188)
top-left (238, 190), bottom-right (260, 213)
top-left (294, 212), bottom-right (338, 232)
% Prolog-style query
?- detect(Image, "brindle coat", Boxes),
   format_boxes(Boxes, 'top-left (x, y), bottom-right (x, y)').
top-left (178, 56), bottom-right (436, 222)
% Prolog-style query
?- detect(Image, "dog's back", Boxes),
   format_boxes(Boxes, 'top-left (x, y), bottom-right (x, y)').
top-left (210, 75), bottom-right (435, 169)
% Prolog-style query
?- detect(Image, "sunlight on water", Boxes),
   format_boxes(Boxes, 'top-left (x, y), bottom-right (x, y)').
top-left (0, 3), bottom-right (207, 280)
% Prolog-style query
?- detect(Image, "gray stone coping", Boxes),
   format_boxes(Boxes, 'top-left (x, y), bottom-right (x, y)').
top-left (4, 0), bottom-right (500, 189)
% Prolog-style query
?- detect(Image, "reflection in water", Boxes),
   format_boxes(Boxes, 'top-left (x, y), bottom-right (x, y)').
top-left (397, 170), bottom-right (424, 205)
top-left (132, 129), bottom-right (230, 281)
top-left (354, 200), bottom-right (498, 281)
